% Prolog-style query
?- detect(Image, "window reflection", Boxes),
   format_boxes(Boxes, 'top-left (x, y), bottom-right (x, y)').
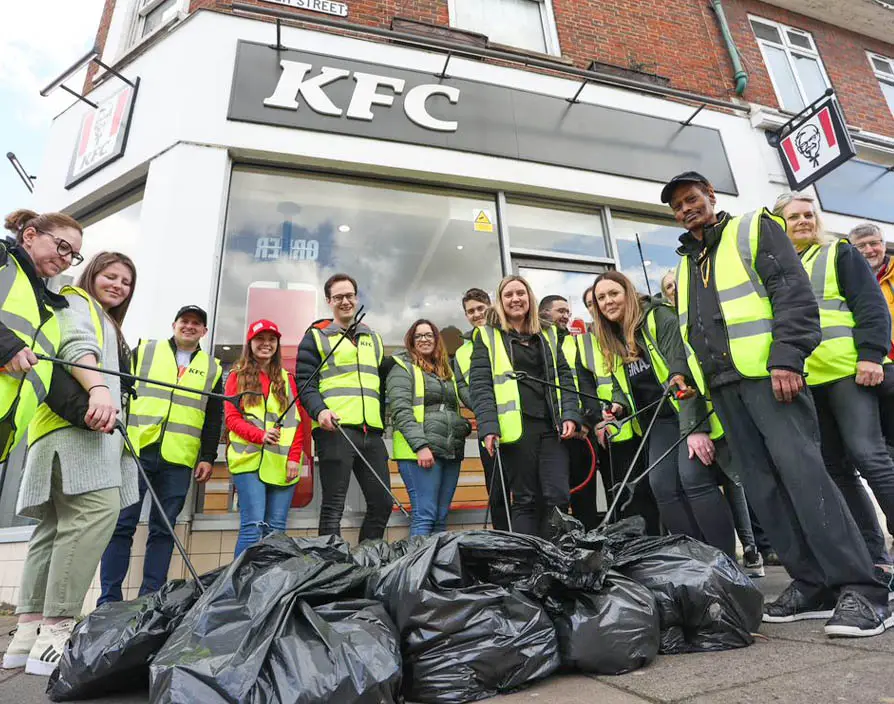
top-left (611, 214), bottom-right (682, 298)
top-left (506, 201), bottom-right (607, 258)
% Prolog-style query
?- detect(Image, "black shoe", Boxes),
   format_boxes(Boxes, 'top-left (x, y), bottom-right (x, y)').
top-left (763, 582), bottom-right (836, 623)
top-left (762, 550), bottom-right (782, 567)
top-left (874, 564), bottom-right (894, 602)
top-left (743, 547), bottom-right (765, 578)
top-left (824, 590), bottom-right (894, 638)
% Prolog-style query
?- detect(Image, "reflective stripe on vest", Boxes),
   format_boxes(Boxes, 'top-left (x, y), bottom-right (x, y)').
top-left (227, 369), bottom-right (301, 485)
top-left (29, 287), bottom-right (104, 445)
top-left (0, 250), bottom-right (60, 460)
top-left (312, 327), bottom-right (384, 429)
top-left (454, 339), bottom-right (473, 388)
top-left (126, 340), bottom-right (222, 466)
top-left (677, 210), bottom-right (778, 380)
top-left (576, 332), bottom-right (635, 442)
top-left (643, 307), bottom-right (724, 440)
top-left (801, 241), bottom-right (859, 386)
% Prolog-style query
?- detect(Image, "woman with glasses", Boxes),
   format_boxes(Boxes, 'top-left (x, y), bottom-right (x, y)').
top-left (226, 319), bottom-right (308, 557)
top-left (387, 319), bottom-right (471, 536)
top-left (0, 210), bottom-right (84, 464)
top-left (468, 275), bottom-right (581, 537)
top-left (5, 251), bottom-right (140, 675)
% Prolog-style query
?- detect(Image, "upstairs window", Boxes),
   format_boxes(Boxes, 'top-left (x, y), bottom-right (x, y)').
top-left (750, 17), bottom-right (831, 112)
top-left (449, 0), bottom-right (561, 55)
top-left (868, 52), bottom-right (894, 118)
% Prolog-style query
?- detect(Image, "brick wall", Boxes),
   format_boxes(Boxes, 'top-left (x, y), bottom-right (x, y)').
top-left (85, 0), bottom-right (118, 87)
top-left (89, 0), bottom-right (894, 137)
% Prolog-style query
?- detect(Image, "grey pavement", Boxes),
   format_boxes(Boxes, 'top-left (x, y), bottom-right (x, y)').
top-left (2, 567), bottom-right (894, 703)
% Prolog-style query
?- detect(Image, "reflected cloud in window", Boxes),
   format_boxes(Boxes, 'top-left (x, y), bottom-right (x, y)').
top-left (612, 215), bottom-right (682, 297)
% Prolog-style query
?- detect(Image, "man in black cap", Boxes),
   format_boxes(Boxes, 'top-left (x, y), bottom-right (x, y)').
top-left (663, 172), bottom-right (892, 638)
top-left (98, 305), bottom-right (224, 604)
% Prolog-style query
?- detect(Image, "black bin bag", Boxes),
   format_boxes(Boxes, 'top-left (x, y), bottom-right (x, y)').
top-left (46, 570), bottom-right (222, 702)
top-left (611, 534), bottom-right (764, 654)
top-left (368, 530), bottom-right (607, 703)
top-left (149, 533), bottom-right (400, 703)
top-left (550, 571), bottom-right (660, 675)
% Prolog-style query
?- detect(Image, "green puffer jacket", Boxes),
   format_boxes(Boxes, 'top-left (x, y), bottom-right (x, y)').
top-left (386, 352), bottom-right (472, 460)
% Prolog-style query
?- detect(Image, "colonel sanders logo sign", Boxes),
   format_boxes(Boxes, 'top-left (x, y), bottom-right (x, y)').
top-left (777, 97), bottom-right (855, 191)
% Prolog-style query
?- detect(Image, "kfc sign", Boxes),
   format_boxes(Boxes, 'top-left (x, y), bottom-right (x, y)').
top-left (66, 79), bottom-right (139, 189)
top-left (776, 95), bottom-right (855, 191)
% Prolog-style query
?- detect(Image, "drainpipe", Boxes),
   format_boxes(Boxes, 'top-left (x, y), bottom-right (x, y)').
top-left (710, 0), bottom-right (748, 95)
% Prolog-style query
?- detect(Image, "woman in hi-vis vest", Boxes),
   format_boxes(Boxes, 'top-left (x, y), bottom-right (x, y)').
top-left (225, 319), bottom-right (308, 557)
top-left (0, 210), bottom-right (83, 462)
top-left (468, 275), bottom-right (582, 537)
top-left (7, 252), bottom-right (138, 676)
top-left (386, 319), bottom-right (471, 537)
top-left (590, 271), bottom-right (736, 558)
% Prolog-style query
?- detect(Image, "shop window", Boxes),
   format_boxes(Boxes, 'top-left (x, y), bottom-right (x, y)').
top-left (505, 200), bottom-right (609, 259)
top-left (611, 214), bottom-right (683, 300)
top-left (868, 52), bottom-right (894, 118)
top-left (125, 0), bottom-right (181, 49)
top-left (448, 0), bottom-right (561, 55)
top-left (749, 17), bottom-right (831, 113)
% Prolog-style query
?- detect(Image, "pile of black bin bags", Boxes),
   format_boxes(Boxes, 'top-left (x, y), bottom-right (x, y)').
top-left (46, 518), bottom-right (763, 704)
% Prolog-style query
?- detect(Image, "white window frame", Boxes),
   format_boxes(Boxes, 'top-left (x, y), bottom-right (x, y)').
top-left (447, 0), bottom-right (562, 56)
top-left (867, 51), bottom-right (894, 118)
top-left (749, 15), bottom-right (832, 113)
top-left (125, 0), bottom-right (186, 51)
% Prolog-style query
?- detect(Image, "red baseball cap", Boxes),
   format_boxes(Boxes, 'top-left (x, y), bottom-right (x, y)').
top-left (246, 319), bottom-right (281, 342)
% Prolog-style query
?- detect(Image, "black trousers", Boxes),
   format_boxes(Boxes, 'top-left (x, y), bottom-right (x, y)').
top-left (480, 440), bottom-right (509, 531)
top-left (712, 379), bottom-right (887, 606)
top-left (568, 435), bottom-right (600, 531)
top-left (497, 416), bottom-right (570, 537)
top-left (314, 427), bottom-right (393, 542)
top-left (596, 437), bottom-right (661, 535)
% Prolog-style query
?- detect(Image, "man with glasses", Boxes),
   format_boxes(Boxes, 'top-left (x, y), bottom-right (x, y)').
top-left (850, 224), bottom-right (893, 360)
top-left (297, 273), bottom-right (393, 540)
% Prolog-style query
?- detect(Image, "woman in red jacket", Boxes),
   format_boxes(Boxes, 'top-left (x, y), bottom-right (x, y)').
top-left (225, 319), bottom-right (309, 556)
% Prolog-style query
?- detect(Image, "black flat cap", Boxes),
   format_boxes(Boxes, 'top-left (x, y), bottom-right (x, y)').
top-left (174, 305), bottom-right (208, 325)
top-left (660, 171), bottom-right (711, 204)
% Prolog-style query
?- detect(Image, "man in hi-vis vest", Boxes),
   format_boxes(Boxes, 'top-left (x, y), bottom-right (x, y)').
top-left (98, 305), bottom-right (223, 604)
top-left (664, 171), bottom-right (892, 639)
top-left (297, 273), bottom-right (393, 541)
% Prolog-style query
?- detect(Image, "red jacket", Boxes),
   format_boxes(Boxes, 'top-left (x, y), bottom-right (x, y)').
top-left (224, 370), bottom-right (310, 463)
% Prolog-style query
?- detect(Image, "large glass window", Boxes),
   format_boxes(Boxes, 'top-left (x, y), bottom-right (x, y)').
top-left (611, 214), bottom-right (682, 298)
top-left (449, 0), bottom-right (560, 55)
top-left (506, 200), bottom-right (609, 259)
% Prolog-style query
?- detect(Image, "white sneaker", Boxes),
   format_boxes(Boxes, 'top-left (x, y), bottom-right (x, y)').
top-left (1, 621), bottom-right (40, 669)
top-left (24, 619), bottom-right (76, 676)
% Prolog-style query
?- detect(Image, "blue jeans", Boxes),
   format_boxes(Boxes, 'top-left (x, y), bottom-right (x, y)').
top-left (232, 471), bottom-right (296, 557)
top-left (397, 458), bottom-right (461, 537)
top-left (98, 444), bottom-right (192, 605)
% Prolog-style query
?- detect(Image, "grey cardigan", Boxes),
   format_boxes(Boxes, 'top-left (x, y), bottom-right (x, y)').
top-left (17, 295), bottom-right (139, 518)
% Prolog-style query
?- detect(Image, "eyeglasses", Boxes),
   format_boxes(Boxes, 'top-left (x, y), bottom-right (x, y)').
top-left (329, 293), bottom-right (356, 304)
top-left (37, 230), bottom-right (84, 266)
top-left (414, 333), bottom-right (435, 341)
top-left (853, 239), bottom-right (884, 251)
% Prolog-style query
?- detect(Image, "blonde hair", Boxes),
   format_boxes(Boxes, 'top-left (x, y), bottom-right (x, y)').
top-left (592, 271), bottom-right (644, 373)
top-left (488, 275), bottom-right (541, 335)
top-left (773, 192), bottom-right (825, 246)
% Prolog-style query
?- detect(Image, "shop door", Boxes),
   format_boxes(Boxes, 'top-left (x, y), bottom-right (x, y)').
top-left (514, 258), bottom-right (611, 330)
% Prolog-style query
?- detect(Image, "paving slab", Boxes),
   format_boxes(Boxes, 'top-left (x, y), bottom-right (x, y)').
top-left (684, 654), bottom-right (894, 704)
top-left (762, 618), bottom-right (894, 654)
top-left (492, 675), bottom-right (650, 703)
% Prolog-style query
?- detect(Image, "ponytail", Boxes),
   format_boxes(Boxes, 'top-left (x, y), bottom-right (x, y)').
top-left (4, 209), bottom-right (83, 244)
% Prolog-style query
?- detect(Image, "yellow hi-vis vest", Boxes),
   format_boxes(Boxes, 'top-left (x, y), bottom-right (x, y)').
top-left (800, 241), bottom-right (860, 386)
top-left (576, 332), bottom-right (635, 442)
top-left (454, 339), bottom-right (473, 390)
top-left (227, 369), bottom-right (301, 486)
top-left (543, 328), bottom-right (580, 392)
top-left (390, 356), bottom-right (461, 460)
top-left (312, 325), bottom-right (384, 429)
top-left (677, 209), bottom-right (783, 381)
top-left (641, 307), bottom-right (724, 440)
top-left (29, 286), bottom-right (105, 445)
top-left (126, 340), bottom-right (222, 466)
top-left (475, 325), bottom-right (561, 445)
top-left (0, 249), bottom-right (60, 460)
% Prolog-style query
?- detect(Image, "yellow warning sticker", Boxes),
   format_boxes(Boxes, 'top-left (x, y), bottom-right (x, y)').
top-left (473, 209), bottom-right (494, 233)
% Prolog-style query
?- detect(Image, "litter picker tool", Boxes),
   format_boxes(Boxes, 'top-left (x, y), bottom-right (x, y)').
top-left (332, 420), bottom-right (410, 518)
top-left (493, 439), bottom-right (514, 533)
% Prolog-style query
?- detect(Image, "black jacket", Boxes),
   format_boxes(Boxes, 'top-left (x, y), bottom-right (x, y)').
top-left (676, 211), bottom-right (820, 387)
top-left (296, 319), bottom-right (394, 427)
top-left (468, 324), bottom-right (581, 439)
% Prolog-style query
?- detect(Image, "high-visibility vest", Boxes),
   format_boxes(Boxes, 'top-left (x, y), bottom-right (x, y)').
top-left (227, 369), bottom-right (301, 486)
top-left (641, 307), bottom-right (724, 440)
top-left (475, 325), bottom-right (561, 445)
top-left (311, 325), bottom-right (384, 429)
top-left (126, 340), bottom-right (222, 466)
top-left (543, 328), bottom-right (580, 392)
top-left (0, 250), bottom-right (60, 460)
top-left (390, 355), bottom-right (461, 460)
top-left (800, 241), bottom-right (859, 386)
top-left (677, 209), bottom-right (783, 380)
top-left (454, 339), bottom-right (473, 390)
top-left (29, 286), bottom-right (104, 445)
top-left (576, 332), bottom-right (636, 442)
